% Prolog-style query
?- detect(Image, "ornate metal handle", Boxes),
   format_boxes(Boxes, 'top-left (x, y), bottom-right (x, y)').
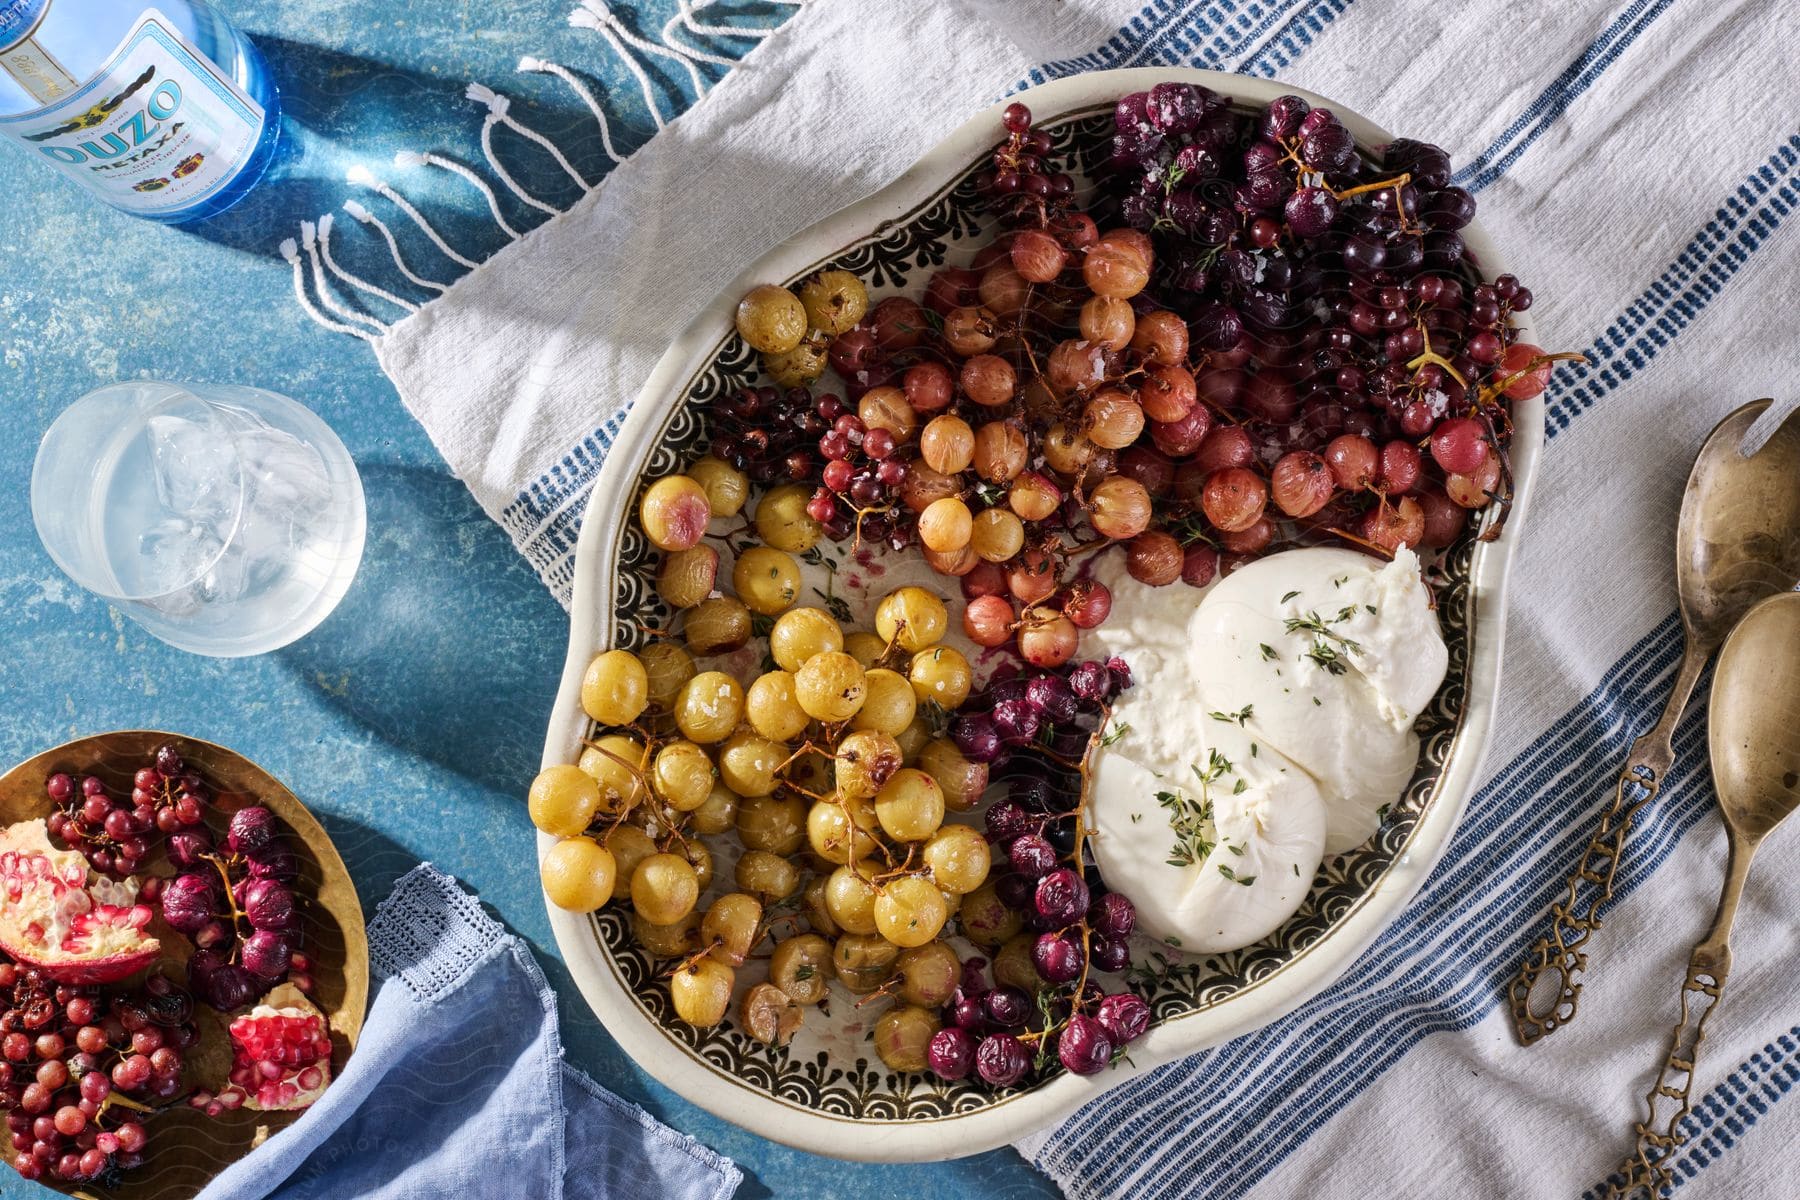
top-left (1507, 643), bottom-right (1710, 1045)
top-left (1605, 943), bottom-right (1731, 1199)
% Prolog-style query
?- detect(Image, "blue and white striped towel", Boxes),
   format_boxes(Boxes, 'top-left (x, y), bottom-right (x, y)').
top-left (299, 0), bottom-right (1800, 1195)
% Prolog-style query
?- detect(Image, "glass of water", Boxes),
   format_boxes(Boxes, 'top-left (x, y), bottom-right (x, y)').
top-left (31, 381), bottom-right (366, 657)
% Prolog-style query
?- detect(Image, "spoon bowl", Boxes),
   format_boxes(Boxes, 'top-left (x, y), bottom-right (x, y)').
top-left (1709, 590), bottom-right (1800, 840)
top-left (1677, 402), bottom-right (1800, 647)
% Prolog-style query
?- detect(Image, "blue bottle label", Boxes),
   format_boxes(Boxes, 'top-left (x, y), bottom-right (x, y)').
top-left (0, 0), bottom-right (53, 51)
top-left (0, 8), bottom-right (264, 216)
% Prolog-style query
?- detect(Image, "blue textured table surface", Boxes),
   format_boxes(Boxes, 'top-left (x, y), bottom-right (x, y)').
top-left (0, 3), bottom-right (1057, 1197)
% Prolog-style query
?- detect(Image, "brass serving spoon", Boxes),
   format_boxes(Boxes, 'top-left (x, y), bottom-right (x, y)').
top-left (1606, 590), bottom-right (1800, 1196)
top-left (1508, 398), bottom-right (1800, 1044)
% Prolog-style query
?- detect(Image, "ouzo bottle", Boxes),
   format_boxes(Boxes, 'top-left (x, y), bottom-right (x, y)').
top-left (0, 0), bottom-right (279, 222)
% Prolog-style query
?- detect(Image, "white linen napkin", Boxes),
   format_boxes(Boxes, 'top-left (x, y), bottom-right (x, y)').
top-left (296, 0), bottom-right (1800, 1195)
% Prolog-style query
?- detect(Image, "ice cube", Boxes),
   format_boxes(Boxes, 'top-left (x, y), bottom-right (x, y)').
top-left (233, 425), bottom-right (331, 519)
top-left (196, 540), bottom-right (250, 605)
top-left (135, 518), bottom-right (222, 612)
top-left (147, 413), bottom-right (241, 527)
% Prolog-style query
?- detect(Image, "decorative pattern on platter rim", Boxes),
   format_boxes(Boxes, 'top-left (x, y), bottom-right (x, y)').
top-left (592, 106), bottom-right (1478, 1120)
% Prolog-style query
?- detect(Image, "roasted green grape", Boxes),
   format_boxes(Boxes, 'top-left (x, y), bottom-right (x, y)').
top-left (875, 586), bottom-right (947, 653)
top-left (735, 284), bottom-right (807, 353)
top-left (701, 892), bottom-right (764, 966)
top-left (671, 958), bottom-right (735, 1027)
top-left (801, 875), bottom-right (839, 937)
top-left (851, 667), bottom-right (918, 737)
top-left (580, 650), bottom-right (648, 726)
top-left (895, 941), bottom-right (960, 1007)
top-left (718, 730), bottom-right (786, 798)
top-left (769, 933), bottom-right (834, 1005)
top-left (683, 595), bottom-right (752, 656)
top-left (909, 646), bottom-right (972, 709)
top-left (832, 931), bottom-right (900, 993)
top-left (651, 740), bottom-right (715, 812)
top-left (918, 738), bottom-right (988, 811)
top-left (754, 483), bottom-right (824, 553)
top-left (762, 334), bottom-right (829, 388)
top-left (732, 546), bottom-right (801, 616)
top-left (577, 733), bottom-right (647, 814)
top-left (683, 840), bottom-right (714, 891)
top-left (922, 822), bottom-right (990, 894)
top-left (690, 783), bottom-right (739, 835)
top-left (605, 825), bottom-right (658, 892)
top-left (631, 852), bottom-right (700, 925)
top-left (895, 715), bottom-right (933, 762)
top-left (746, 670), bottom-right (809, 742)
top-left (874, 1004), bottom-right (941, 1072)
top-left (686, 455), bottom-right (749, 518)
top-left (657, 544), bottom-right (720, 609)
top-left (734, 849), bottom-right (802, 901)
top-left (740, 981), bottom-right (803, 1047)
top-left (993, 933), bottom-right (1041, 992)
top-left (959, 879), bottom-right (1022, 947)
top-left (843, 630), bottom-right (886, 669)
top-left (632, 910), bottom-right (701, 958)
top-left (639, 641), bottom-right (695, 710)
top-left (875, 768), bottom-right (945, 842)
top-left (798, 269), bottom-right (869, 336)
top-left (639, 475), bottom-right (712, 551)
top-left (674, 671), bottom-right (745, 743)
top-left (540, 836), bottom-right (617, 911)
top-left (736, 794), bottom-right (806, 855)
top-left (528, 764), bottom-right (602, 837)
top-left (834, 729), bottom-right (902, 801)
top-left (795, 651), bottom-right (867, 722)
top-left (806, 795), bottom-right (881, 866)
top-left (770, 606), bottom-right (844, 672)
top-left (824, 861), bottom-right (881, 935)
top-left (873, 875), bottom-right (948, 947)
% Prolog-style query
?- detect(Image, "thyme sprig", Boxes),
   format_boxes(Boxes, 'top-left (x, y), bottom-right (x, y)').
top-left (1156, 750), bottom-right (1234, 868)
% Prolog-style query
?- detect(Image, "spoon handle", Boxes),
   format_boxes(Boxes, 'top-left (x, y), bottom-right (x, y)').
top-left (1507, 641), bottom-right (1710, 1045)
top-left (1606, 835), bottom-right (1754, 1198)
top-left (1604, 942), bottom-right (1732, 1199)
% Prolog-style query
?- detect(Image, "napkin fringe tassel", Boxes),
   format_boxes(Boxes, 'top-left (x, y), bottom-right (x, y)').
top-left (280, 0), bottom-right (804, 341)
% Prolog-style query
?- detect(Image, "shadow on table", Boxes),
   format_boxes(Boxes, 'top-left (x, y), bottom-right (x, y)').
top-left (274, 461), bottom-right (565, 798)
top-left (176, 35), bottom-right (660, 271)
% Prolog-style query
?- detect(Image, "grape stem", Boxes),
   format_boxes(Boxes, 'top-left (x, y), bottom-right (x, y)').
top-left (873, 622), bottom-right (910, 673)
top-left (96, 1091), bottom-right (154, 1116)
top-left (1323, 524), bottom-right (1397, 560)
top-left (852, 976), bottom-right (903, 1009)
top-left (868, 845), bottom-right (918, 887)
top-left (1478, 351), bottom-right (1588, 406)
top-left (1405, 319), bottom-right (1468, 388)
top-left (1327, 170), bottom-right (1411, 202)
top-left (200, 852), bottom-right (249, 942)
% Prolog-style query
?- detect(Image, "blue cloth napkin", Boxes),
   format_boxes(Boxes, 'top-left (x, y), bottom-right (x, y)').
top-left (196, 864), bottom-right (741, 1200)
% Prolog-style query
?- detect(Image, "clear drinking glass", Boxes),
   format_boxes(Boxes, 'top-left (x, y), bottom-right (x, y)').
top-left (31, 381), bottom-right (366, 656)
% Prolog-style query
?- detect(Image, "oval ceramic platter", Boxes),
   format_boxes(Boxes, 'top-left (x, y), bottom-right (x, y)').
top-left (540, 67), bottom-right (1541, 1160)
top-left (0, 732), bottom-right (368, 1199)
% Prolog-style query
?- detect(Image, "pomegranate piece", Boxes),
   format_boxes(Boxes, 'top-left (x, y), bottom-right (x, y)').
top-left (219, 983), bottom-right (333, 1112)
top-left (0, 819), bottom-right (159, 984)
